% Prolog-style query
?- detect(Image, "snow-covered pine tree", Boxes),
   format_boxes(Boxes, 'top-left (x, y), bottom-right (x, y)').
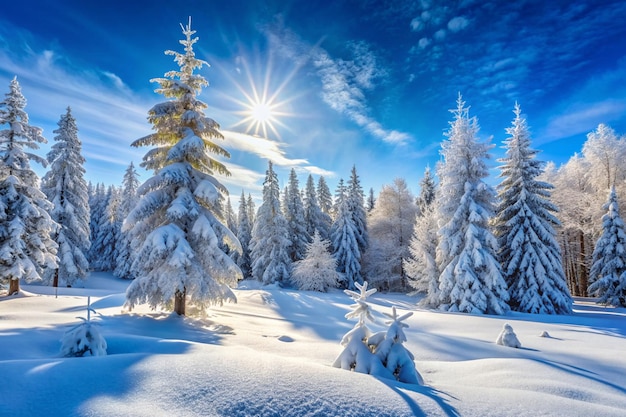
top-left (304, 174), bottom-right (331, 242)
top-left (292, 230), bottom-right (340, 292)
top-left (224, 196), bottom-right (237, 234)
top-left (124, 19), bottom-right (242, 315)
top-left (99, 186), bottom-right (121, 271)
top-left (348, 166), bottom-right (368, 254)
top-left (284, 168), bottom-right (309, 262)
top-left (317, 176), bottom-right (333, 218)
top-left (234, 190), bottom-right (253, 279)
top-left (332, 192), bottom-right (363, 290)
top-left (60, 296), bottom-right (107, 357)
top-left (416, 166), bottom-right (436, 215)
top-left (405, 166), bottom-right (439, 303)
top-left (114, 162), bottom-right (140, 280)
top-left (364, 178), bottom-right (417, 291)
top-left (367, 187), bottom-right (376, 212)
top-left (435, 94), bottom-right (509, 315)
top-left (41, 107), bottom-right (90, 287)
top-left (495, 103), bottom-right (572, 314)
top-left (588, 188), bottom-right (626, 307)
top-left (405, 206), bottom-right (439, 305)
top-left (332, 281), bottom-right (391, 378)
top-left (88, 183), bottom-right (107, 266)
top-left (250, 161), bottom-right (291, 285)
top-left (332, 178), bottom-right (347, 220)
top-left (246, 193), bottom-right (256, 225)
top-left (371, 306), bottom-right (423, 384)
top-left (0, 77), bottom-right (57, 295)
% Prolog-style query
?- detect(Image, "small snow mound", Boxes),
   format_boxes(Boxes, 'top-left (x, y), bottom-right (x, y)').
top-left (540, 330), bottom-right (551, 338)
top-left (496, 323), bottom-right (521, 348)
top-left (278, 335), bottom-right (294, 342)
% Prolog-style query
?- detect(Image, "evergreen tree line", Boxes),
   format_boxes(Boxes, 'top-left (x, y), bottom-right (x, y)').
top-left (1, 21), bottom-right (625, 314)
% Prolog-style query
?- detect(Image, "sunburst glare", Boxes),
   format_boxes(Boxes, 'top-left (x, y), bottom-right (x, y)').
top-left (225, 54), bottom-right (302, 139)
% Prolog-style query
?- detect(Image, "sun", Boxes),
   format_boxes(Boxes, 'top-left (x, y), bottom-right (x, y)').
top-left (238, 96), bottom-right (283, 139)
top-left (226, 54), bottom-right (299, 139)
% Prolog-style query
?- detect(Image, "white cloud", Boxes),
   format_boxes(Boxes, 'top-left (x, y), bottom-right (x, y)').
top-left (541, 100), bottom-right (626, 142)
top-left (447, 16), bottom-right (470, 32)
top-left (265, 27), bottom-right (412, 146)
top-left (222, 130), bottom-right (334, 176)
top-left (410, 18), bottom-right (423, 32)
top-left (0, 46), bottom-right (151, 184)
top-left (434, 29), bottom-right (447, 41)
top-left (219, 162), bottom-right (265, 194)
top-left (223, 130), bottom-right (308, 166)
top-left (418, 38), bottom-right (431, 49)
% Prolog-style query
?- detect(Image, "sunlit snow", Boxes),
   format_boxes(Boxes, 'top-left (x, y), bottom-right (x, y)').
top-left (1, 272), bottom-right (625, 416)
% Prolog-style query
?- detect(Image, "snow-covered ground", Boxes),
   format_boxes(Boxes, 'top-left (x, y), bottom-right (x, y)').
top-left (1, 272), bottom-right (625, 417)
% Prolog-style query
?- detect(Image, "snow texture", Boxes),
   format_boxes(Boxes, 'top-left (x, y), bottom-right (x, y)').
top-left (1, 273), bottom-right (626, 417)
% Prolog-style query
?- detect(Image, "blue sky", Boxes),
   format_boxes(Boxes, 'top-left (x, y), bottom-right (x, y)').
top-left (1, 0), bottom-right (625, 201)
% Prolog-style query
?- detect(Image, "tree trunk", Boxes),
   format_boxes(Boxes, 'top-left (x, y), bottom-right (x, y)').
top-left (53, 269), bottom-right (59, 288)
top-left (174, 288), bottom-right (186, 316)
top-left (8, 278), bottom-right (19, 296)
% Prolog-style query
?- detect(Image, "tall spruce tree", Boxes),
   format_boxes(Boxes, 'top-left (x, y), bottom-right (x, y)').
top-left (114, 162), bottom-right (140, 279)
top-left (284, 168), bottom-right (309, 262)
top-left (332, 194), bottom-right (363, 290)
top-left (416, 166), bottom-right (436, 214)
top-left (588, 188), bottom-right (626, 307)
top-left (304, 174), bottom-right (331, 241)
top-left (0, 77), bottom-right (57, 295)
top-left (101, 186), bottom-right (121, 271)
top-left (405, 166), bottom-right (439, 303)
top-left (234, 190), bottom-right (253, 279)
top-left (367, 187), bottom-right (376, 212)
top-left (495, 104), bottom-right (572, 314)
top-left (250, 161), bottom-right (291, 285)
top-left (88, 183), bottom-right (107, 264)
top-left (42, 107), bottom-right (90, 287)
top-left (435, 94), bottom-right (509, 314)
top-left (246, 193), bottom-right (256, 225)
top-left (124, 19), bottom-right (241, 315)
top-left (348, 166), bottom-right (368, 254)
top-left (317, 176), bottom-right (333, 218)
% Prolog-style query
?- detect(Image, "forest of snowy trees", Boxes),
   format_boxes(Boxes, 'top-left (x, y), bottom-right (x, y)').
top-left (1, 21), bottom-right (626, 313)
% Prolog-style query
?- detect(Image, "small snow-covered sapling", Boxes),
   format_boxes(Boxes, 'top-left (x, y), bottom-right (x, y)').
top-left (372, 306), bottom-right (423, 385)
top-left (496, 323), bottom-right (521, 348)
top-left (333, 282), bottom-right (390, 377)
top-left (60, 296), bottom-right (107, 357)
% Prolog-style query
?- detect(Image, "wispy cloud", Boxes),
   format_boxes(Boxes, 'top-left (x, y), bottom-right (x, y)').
top-left (0, 33), bottom-right (149, 183)
top-left (265, 25), bottom-right (412, 145)
top-left (222, 130), bottom-right (334, 176)
top-left (220, 162), bottom-right (266, 195)
top-left (541, 99), bottom-right (626, 142)
top-left (447, 16), bottom-right (470, 32)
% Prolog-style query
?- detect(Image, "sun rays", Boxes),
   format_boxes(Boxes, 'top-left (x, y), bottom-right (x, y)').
top-left (226, 53), bottom-right (301, 140)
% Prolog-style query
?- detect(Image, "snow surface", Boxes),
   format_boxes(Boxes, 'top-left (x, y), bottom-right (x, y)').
top-left (1, 272), bottom-right (625, 416)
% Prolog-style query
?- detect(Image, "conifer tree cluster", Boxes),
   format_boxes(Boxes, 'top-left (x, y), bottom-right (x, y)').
top-left (4, 16), bottom-right (624, 321)
top-left (406, 96), bottom-right (572, 315)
